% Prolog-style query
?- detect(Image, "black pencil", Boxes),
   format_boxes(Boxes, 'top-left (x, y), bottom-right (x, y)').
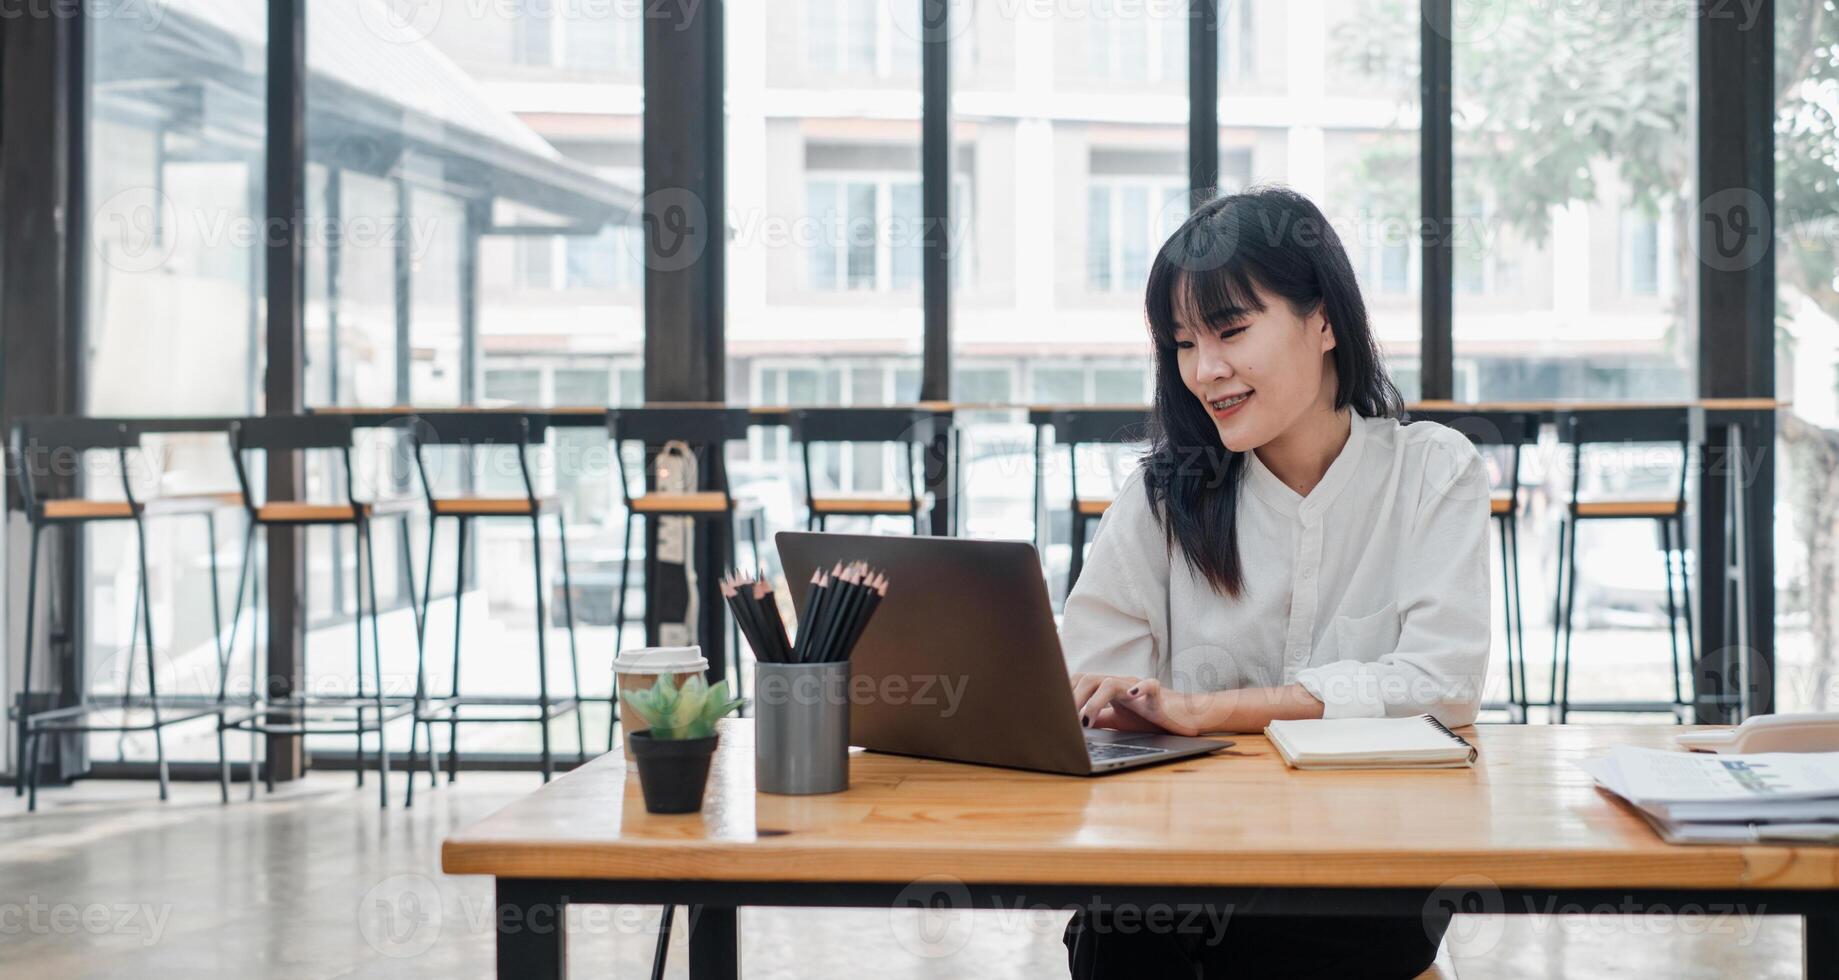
top-left (724, 574), bottom-right (774, 663)
top-left (817, 564), bottom-right (858, 663)
top-left (795, 569), bottom-right (828, 664)
top-left (754, 577), bottom-right (793, 663)
top-left (807, 564), bottom-right (843, 663)
top-left (837, 570), bottom-right (884, 658)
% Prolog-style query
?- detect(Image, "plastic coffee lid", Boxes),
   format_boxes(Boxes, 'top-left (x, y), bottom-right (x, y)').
top-left (614, 645), bottom-right (708, 673)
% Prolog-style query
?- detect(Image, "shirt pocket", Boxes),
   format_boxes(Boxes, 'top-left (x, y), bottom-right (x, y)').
top-left (1330, 601), bottom-right (1402, 661)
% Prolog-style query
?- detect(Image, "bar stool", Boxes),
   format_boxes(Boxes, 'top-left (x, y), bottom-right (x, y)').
top-left (9, 418), bottom-right (226, 810)
top-left (790, 408), bottom-right (938, 534)
top-left (402, 412), bottom-right (587, 803)
top-left (1407, 409), bottom-right (1533, 722)
top-left (217, 415), bottom-right (420, 807)
top-left (1037, 408), bottom-right (1150, 593)
top-left (606, 407), bottom-right (760, 740)
top-left (1551, 409), bottom-right (1695, 723)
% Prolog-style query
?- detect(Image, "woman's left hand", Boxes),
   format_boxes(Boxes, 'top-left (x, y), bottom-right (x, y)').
top-left (1090, 678), bottom-right (1217, 737)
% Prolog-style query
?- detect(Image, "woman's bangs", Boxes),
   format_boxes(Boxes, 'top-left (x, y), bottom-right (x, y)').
top-left (1149, 247), bottom-right (1267, 353)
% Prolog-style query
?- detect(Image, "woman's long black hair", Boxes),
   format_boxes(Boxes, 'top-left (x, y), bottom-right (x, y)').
top-left (1141, 186), bottom-right (1403, 598)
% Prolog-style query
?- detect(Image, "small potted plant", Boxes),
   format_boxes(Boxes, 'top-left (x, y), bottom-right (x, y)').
top-left (619, 674), bottom-right (746, 813)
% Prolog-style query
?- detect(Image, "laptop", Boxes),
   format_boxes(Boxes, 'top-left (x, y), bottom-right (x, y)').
top-left (775, 531), bottom-right (1229, 775)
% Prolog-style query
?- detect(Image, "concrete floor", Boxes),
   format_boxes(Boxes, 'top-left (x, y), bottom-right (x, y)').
top-left (0, 768), bottom-right (1808, 979)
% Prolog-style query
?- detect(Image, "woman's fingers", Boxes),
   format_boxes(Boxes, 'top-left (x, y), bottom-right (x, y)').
top-left (1091, 703), bottom-right (1165, 734)
top-left (1071, 674), bottom-right (1132, 718)
top-left (1116, 679), bottom-right (1202, 737)
top-left (1077, 676), bottom-right (1135, 727)
top-left (1123, 678), bottom-right (1161, 702)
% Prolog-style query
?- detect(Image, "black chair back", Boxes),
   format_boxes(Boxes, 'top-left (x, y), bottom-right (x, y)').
top-left (609, 407), bottom-right (751, 446)
top-left (228, 415), bottom-right (359, 511)
top-left (1042, 409), bottom-right (1149, 512)
top-left (788, 407), bottom-right (937, 445)
top-left (606, 407), bottom-right (752, 504)
top-left (1042, 409), bottom-right (1150, 447)
top-left (10, 417), bottom-right (142, 517)
top-left (409, 411), bottom-right (549, 447)
top-left (1555, 408), bottom-right (1692, 511)
top-left (406, 412), bottom-right (548, 504)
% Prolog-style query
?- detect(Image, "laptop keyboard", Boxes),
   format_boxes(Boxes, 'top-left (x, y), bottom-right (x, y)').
top-left (1086, 741), bottom-right (1162, 762)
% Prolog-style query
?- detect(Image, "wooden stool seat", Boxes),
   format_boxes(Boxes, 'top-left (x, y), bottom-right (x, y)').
top-left (1490, 492), bottom-right (1515, 516)
top-left (810, 495), bottom-right (918, 515)
top-left (1075, 498), bottom-right (1112, 517)
top-left (254, 501), bottom-right (368, 523)
top-left (630, 491), bottom-right (731, 514)
top-left (430, 495), bottom-right (557, 517)
top-left (39, 499), bottom-right (138, 520)
top-left (1573, 498), bottom-right (1682, 518)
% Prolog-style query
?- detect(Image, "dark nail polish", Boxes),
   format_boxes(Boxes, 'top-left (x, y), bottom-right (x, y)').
top-left (1127, 687), bottom-right (1139, 696)
top-left (1081, 715), bottom-right (1090, 727)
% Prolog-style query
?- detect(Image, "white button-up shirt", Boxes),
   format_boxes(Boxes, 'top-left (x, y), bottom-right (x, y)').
top-left (1060, 412), bottom-right (1492, 727)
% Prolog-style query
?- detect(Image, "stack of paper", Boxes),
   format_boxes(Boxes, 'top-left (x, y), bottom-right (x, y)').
top-left (1577, 745), bottom-right (1839, 845)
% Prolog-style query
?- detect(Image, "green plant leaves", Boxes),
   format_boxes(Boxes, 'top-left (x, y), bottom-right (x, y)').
top-left (618, 673), bottom-right (746, 741)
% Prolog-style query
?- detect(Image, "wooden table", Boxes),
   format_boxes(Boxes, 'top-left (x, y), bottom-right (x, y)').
top-left (443, 720), bottom-right (1839, 978)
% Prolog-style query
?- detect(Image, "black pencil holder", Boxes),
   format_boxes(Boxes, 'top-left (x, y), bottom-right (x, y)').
top-left (755, 660), bottom-right (850, 795)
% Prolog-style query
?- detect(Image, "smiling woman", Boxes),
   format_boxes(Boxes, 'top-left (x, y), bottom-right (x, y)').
top-left (1058, 186), bottom-right (1491, 979)
top-left (1142, 186), bottom-right (1405, 598)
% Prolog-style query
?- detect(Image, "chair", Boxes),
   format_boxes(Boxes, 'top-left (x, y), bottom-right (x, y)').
top-left (1551, 409), bottom-right (1695, 723)
top-left (789, 408), bottom-right (939, 535)
top-left (9, 418), bottom-right (226, 810)
top-left (1039, 408), bottom-right (1150, 592)
top-left (402, 412), bottom-right (587, 804)
top-left (217, 415), bottom-right (420, 807)
top-left (606, 407), bottom-right (761, 733)
top-left (1406, 409), bottom-right (1534, 722)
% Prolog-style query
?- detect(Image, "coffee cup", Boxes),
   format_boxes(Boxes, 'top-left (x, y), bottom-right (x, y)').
top-left (614, 646), bottom-right (710, 740)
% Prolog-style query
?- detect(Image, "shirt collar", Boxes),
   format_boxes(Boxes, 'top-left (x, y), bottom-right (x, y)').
top-left (1245, 411), bottom-right (1368, 521)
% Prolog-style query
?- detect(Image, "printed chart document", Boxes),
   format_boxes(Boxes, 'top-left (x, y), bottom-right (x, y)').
top-left (1577, 746), bottom-right (1839, 845)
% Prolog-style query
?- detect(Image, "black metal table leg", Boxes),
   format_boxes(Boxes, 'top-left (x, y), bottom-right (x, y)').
top-left (496, 880), bottom-right (566, 979)
top-left (687, 904), bottom-right (739, 980)
top-left (1809, 914), bottom-right (1837, 978)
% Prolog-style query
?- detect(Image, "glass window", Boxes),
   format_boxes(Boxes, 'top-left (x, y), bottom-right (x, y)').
top-left (1222, 0), bottom-right (1420, 399)
top-left (1621, 209), bottom-right (1661, 297)
top-left (805, 0), bottom-right (917, 79)
top-left (1772, 0), bottom-right (1839, 712)
top-left (298, 0), bottom-right (643, 757)
top-left (1094, 367), bottom-right (1149, 405)
top-left (1086, 175), bottom-right (1185, 293)
top-left (959, 5), bottom-right (1182, 589)
top-left (730, 0), bottom-right (925, 536)
top-left (83, 4), bottom-right (267, 764)
top-left (1033, 367), bottom-right (1089, 405)
top-left (1453, 4), bottom-right (1696, 401)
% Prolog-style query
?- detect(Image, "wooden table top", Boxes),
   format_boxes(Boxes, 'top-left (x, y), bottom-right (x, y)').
top-left (441, 721), bottom-right (1839, 890)
top-left (310, 399), bottom-right (1782, 418)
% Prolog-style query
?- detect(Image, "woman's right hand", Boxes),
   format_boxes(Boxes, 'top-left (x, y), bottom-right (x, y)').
top-left (1069, 672), bottom-right (1166, 733)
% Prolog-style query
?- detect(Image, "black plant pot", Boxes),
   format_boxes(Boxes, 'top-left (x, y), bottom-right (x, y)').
top-left (627, 731), bottom-right (719, 814)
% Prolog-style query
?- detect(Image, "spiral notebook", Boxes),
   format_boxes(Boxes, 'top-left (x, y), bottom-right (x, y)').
top-left (1265, 715), bottom-right (1478, 770)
